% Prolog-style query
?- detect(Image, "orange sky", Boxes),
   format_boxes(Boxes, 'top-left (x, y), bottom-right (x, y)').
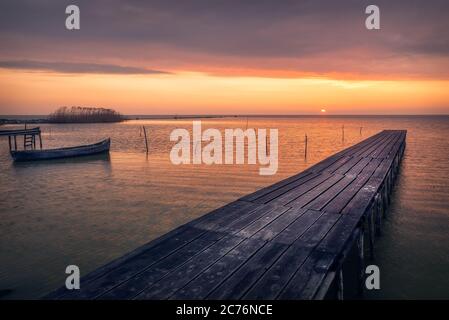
top-left (1, 69), bottom-right (448, 115)
top-left (0, 1), bottom-right (448, 115)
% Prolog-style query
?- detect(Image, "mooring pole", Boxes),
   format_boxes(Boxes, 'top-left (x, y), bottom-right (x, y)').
top-left (266, 134), bottom-right (268, 155)
top-left (8, 135), bottom-right (12, 151)
top-left (357, 227), bottom-right (365, 296)
top-left (143, 126), bottom-right (149, 154)
top-left (336, 269), bottom-right (344, 300)
top-left (304, 133), bottom-right (308, 159)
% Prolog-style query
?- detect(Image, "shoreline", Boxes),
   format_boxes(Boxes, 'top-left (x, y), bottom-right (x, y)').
top-left (1, 114), bottom-right (448, 126)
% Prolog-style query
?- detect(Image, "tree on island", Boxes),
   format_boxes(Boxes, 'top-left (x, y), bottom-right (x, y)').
top-left (48, 106), bottom-right (123, 123)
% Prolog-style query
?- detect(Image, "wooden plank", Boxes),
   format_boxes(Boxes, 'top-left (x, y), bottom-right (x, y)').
top-left (234, 206), bottom-right (291, 238)
top-left (250, 207), bottom-right (307, 242)
top-left (243, 213), bottom-right (340, 299)
top-left (271, 209), bottom-right (324, 245)
top-left (342, 156), bottom-right (371, 176)
top-left (0, 127), bottom-right (40, 136)
top-left (277, 251), bottom-right (337, 300)
top-left (315, 215), bottom-right (360, 254)
top-left (338, 131), bottom-right (387, 159)
top-left (351, 131), bottom-right (392, 158)
top-left (328, 131), bottom-right (384, 159)
top-left (362, 131), bottom-right (396, 158)
top-left (369, 132), bottom-right (400, 159)
top-left (220, 203), bottom-right (288, 233)
top-left (375, 131), bottom-right (403, 159)
top-left (333, 156), bottom-right (366, 175)
top-left (239, 171), bottom-right (312, 202)
top-left (206, 241), bottom-right (289, 300)
top-left (56, 226), bottom-right (210, 299)
top-left (190, 200), bottom-right (261, 230)
top-left (323, 159), bottom-right (381, 214)
top-left (340, 156), bottom-right (397, 219)
top-left (169, 239), bottom-right (269, 300)
top-left (134, 235), bottom-right (252, 299)
top-left (384, 131), bottom-right (405, 160)
top-left (240, 131), bottom-right (386, 203)
top-left (98, 231), bottom-right (220, 299)
top-left (305, 175), bottom-right (356, 211)
top-left (251, 172), bottom-right (321, 204)
top-left (268, 172), bottom-right (334, 206)
top-left (286, 174), bottom-right (345, 208)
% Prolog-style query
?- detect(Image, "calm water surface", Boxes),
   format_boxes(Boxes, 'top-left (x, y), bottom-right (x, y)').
top-left (0, 116), bottom-right (448, 299)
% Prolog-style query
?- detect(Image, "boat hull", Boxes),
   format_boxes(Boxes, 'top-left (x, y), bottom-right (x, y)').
top-left (11, 138), bottom-right (110, 162)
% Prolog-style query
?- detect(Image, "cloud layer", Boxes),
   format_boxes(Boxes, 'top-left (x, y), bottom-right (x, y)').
top-left (0, 0), bottom-right (448, 78)
top-left (0, 60), bottom-right (167, 74)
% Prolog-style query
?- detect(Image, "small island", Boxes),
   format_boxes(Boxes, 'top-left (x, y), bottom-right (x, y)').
top-left (48, 106), bottom-right (124, 123)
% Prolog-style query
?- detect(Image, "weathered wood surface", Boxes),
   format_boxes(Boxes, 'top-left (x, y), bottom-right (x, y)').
top-left (0, 127), bottom-right (41, 136)
top-left (45, 130), bottom-right (406, 300)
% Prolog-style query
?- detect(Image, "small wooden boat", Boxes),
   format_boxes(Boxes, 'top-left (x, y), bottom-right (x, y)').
top-left (10, 138), bottom-right (110, 162)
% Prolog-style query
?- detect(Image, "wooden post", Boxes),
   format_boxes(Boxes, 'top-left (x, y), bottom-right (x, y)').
top-left (336, 269), bottom-right (344, 300)
top-left (342, 125), bottom-right (345, 142)
top-left (39, 133), bottom-right (43, 149)
top-left (142, 126), bottom-right (149, 154)
top-left (33, 134), bottom-right (36, 149)
top-left (368, 206), bottom-right (375, 259)
top-left (360, 126), bottom-right (363, 136)
top-left (8, 135), bottom-right (12, 151)
top-left (304, 133), bottom-right (308, 159)
top-left (375, 194), bottom-right (382, 236)
top-left (265, 134), bottom-right (268, 155)
top-left (245, 117), bottom-right (249, 130)
top-left (357, 228), bottom-right (365, 296)
top-left (14, 136), bottom-right (17, 150)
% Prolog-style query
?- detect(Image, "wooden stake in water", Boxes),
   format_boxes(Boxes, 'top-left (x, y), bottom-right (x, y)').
top-left (342, 125), bottom-right (345, 142)
top-left (360, 126), bottom-right (363, 136)
top-left (142, 126), bottom-right (149, 154)
top-left (266, 133), bottom-right (268, 155)
top-left (304, 133), bottom-right (308, 159)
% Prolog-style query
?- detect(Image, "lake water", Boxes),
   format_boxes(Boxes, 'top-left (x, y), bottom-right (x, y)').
top-left (0, 116), bottom-right (448, 299)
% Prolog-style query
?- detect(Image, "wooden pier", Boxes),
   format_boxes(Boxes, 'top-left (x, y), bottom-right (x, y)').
top-left (46, 130), bottom-right (406, 300)
top-left (0, 127), bottom-right (42, 151)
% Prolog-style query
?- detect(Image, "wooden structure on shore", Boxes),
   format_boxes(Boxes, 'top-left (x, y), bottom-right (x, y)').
top-left (46, 130), bottom-right (406, 300)
top-left (0, 127), bottom-right (42, 151)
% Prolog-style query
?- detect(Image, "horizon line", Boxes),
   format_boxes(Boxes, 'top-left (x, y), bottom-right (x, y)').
top-left (1, 113), bottom-right (449, 118)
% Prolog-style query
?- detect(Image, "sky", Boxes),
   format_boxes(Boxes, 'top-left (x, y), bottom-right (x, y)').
top-left (0, 0), bottom-right (448, 115)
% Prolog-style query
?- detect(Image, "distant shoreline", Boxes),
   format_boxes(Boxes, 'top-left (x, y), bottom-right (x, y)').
top-left (1, 114), bottom-right (448, 125)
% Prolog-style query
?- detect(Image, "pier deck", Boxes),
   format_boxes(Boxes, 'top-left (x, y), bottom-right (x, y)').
top-left (46, 130), bottom-right (406, 300)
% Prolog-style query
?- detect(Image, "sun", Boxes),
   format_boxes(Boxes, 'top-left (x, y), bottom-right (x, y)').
top-left (320, 108), bottom-right (327, 113)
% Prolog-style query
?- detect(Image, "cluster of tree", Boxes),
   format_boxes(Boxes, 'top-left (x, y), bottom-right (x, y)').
top-left (48, 106), bottom-right (123, 123)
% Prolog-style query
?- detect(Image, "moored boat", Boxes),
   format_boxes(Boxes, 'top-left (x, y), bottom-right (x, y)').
top-left (10, 138), bottom-right (110, 161)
